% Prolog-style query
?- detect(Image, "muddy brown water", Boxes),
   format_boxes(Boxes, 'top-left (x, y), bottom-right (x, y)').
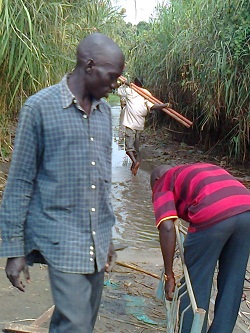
top-left (111, 105), bottom-right (159, 249)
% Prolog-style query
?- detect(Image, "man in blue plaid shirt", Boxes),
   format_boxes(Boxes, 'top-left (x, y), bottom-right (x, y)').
top-left (0, 33), bottom-right (125, 332)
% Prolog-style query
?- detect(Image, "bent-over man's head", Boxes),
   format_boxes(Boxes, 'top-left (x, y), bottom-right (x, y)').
top-left (150, 165), bottom-right (173, 190)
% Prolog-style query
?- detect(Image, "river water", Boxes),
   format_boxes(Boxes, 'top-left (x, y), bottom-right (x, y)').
top-left (111, 105), bottom-right (159, 248)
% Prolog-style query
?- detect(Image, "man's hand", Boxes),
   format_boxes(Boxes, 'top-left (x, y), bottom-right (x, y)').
top-left (105, 242), bottom-right (117, 273)
top-left (164, 274), bottom-right (176, 301)
top-left (5, 257), bottom-right (30, 292)
top-left (162, 102), bottom-right (172, 109)
top-left (151, 102), bottom-right (172, 111)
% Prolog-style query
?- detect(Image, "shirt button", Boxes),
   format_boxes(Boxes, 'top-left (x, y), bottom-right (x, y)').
top-left (90, 258), bottom-right (94, 262)
top-left (92, 231), bottom-right (96, 236)
top-left (91, 208), bottom-right (95, 212)
top-left (90, 246), bottom-right (94, 250)
top-left (83, 114), bottom-right (88, 119)
top-left (90, 137), bottom-right (94, 141)
top-left (90, 251), bottom-right (94, 255)
top-left (73, 98), bottom-right (77, 104)
top-left (91, 185), bottom-right (96, 189)
top-left (91, 161), bottom-right (96, 166)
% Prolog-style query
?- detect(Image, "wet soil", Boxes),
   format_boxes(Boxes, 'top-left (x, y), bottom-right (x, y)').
top-left (0, 107), bottom-right (249, 332)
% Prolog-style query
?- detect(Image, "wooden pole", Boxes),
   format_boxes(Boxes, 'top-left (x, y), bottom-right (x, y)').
top-left (118, 76), bottom-right (193, 128)
top-left (116, 261), bottom-right (160, 279)
top-left (131, 82), bottom-right (193, 127)
top-left (130, 83), bottom-right (191, 128)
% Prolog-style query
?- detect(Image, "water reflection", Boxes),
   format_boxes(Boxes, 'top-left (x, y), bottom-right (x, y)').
top-left (111, 105), bottom-right (159, 248)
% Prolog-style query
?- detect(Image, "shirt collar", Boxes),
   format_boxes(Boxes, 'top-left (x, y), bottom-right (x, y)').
top-left (59, 74), bottom-right (103, 112)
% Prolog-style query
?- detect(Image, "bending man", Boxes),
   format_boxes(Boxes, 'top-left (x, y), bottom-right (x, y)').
top-left (151, 163), bottom-right (250, 333)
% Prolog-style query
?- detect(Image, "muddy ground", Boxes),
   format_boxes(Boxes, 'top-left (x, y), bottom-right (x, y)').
top-left (0, 117), bottom-right (249, 332)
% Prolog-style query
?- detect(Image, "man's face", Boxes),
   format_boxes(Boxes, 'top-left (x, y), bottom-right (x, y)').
top-left (86, 55), bottom-right (124, 100)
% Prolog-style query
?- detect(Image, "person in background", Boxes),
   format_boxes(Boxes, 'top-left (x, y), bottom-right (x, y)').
top-left (117, 78), bottom-right (170, 176)
top-left (118, 95), bottom-right (126, 142)
top-left (0, 33), bottom-right (125, 333)
top-left (150, 163), bottom-right (250, 333)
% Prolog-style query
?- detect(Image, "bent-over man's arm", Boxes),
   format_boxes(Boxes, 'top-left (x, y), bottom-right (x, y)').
top-left (158, 219), bottom-right (176, 301)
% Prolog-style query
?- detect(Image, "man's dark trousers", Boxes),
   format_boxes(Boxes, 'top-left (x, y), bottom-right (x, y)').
top-left (180, 211), bottom-right (250, 333)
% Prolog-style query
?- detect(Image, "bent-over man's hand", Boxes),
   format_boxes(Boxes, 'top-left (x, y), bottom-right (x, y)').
top-left (5, 257), bottom-right (30, 292)
top-left (105, 242), bottom-right (117, 273)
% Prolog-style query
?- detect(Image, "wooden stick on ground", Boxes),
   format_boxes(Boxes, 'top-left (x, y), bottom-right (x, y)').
top-left (116, 261), bottom-right (160, 280)
top-left (3, 323), bottom-right (48, 333)
top-left (3, 306), bottom-right (54, 333)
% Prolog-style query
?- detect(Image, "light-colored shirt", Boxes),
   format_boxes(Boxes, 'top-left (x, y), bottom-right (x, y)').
top-left (0, 75), bottom-right (116, 273)
top-left (117, 85), bottom-right (153, 131)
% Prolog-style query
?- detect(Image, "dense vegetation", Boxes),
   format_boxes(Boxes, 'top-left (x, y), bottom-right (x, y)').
top-left (0, 0), bottom-right (249, 163)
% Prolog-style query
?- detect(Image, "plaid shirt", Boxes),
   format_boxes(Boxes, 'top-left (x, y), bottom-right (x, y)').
top-left (0, 75), bottom-right (115, 273)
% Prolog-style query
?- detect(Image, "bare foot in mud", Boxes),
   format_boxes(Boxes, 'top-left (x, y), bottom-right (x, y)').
top-left (132, 161), bottom-right (140, 176)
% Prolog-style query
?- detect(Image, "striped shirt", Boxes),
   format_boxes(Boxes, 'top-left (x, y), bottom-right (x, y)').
top-left (0, 74), bottom-right (116, 273)
top-left (152, 163), bottom-right (250, 232)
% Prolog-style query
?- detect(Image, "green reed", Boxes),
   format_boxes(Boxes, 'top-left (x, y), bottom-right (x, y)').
top-left (128, 0), bottom-right (250, 163)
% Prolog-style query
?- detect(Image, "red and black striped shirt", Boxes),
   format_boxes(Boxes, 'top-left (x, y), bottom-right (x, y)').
top-left (152, 163), bottom-right (250, 232)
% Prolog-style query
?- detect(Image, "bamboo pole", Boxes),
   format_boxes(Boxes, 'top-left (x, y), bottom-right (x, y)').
top-left (131, 82), bottom-right (193, 127)
top-left (118, 76), bottom-right (193, 128)
top-left (131, 83), bottom-right (191, 128)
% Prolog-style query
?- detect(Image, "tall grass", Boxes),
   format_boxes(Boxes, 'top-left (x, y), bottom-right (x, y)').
top-left (0, 0), bottom-right (124, 161)
top-left (2, 0), bottom-right (249, 163)
top-left (128, 0), bottom-right (250, 163)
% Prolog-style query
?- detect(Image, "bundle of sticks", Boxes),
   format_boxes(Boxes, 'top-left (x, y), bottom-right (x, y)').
top-left (118, 75), bottom-right (192, 128)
